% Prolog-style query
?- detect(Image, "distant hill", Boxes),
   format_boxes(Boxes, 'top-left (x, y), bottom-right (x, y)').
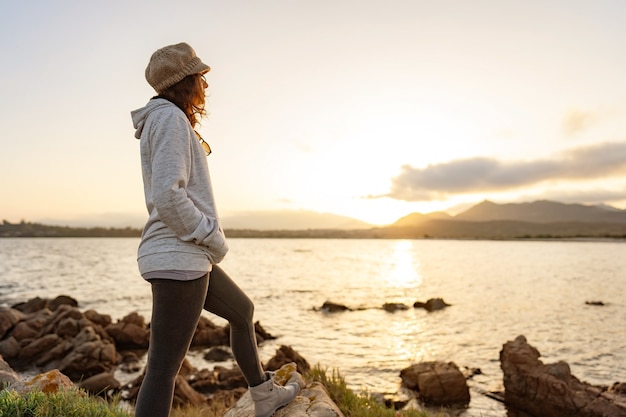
top-left (382, 200), bottom-right (626, 239)
top-left (393, 211), bottom-right (453, 227)
top-left (453, 200), bottom-right (626, 223)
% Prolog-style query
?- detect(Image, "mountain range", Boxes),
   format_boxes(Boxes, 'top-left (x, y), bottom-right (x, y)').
top-left (6, 200), bottom-right (626, 239)
top-left (392, 200), bottom-right (626, 226)
top-left (224, 200), bottom-right (626, 239)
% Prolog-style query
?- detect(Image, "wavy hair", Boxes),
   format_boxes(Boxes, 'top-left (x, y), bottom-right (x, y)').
top-left (158, 74), bottom-right (207, 128)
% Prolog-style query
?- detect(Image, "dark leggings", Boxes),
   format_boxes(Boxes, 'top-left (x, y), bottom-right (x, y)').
top-left (134, 265), bottom-right (265, 417)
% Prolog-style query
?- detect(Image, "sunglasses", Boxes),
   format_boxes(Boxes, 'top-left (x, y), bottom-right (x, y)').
top-left (195, 131), bottom-right (212, 156)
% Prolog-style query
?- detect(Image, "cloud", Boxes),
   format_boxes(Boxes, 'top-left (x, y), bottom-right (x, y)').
top-left (562, 109), bottom-right (597, 135)
top-left (382, 141), bottom-right (626, 202)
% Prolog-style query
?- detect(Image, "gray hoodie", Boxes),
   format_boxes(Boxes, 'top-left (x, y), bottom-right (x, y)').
top-left (131, 98), bottom-right (228, 276)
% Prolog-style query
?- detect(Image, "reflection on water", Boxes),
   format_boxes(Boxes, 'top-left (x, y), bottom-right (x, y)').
top-left (385, 240), bottom-right (422, 290)
top-left (1, 238), bottom-right (625, 417)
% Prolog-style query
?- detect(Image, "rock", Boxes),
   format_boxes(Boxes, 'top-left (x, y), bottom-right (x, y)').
top-left (8, 369), bottom-right (77, 394)
top-left (105, 312), bottom-right (150, 349)
top-left (58, 326), bottom-right (117, 380)
top-left (253, 321), bottom-right (276, 343)
top-left (191, 315), bottom-right (229, 347)
top-left (400, 361), bottom-right (470, 406)
top-left (79, 372), bottom-right (121, 395)
top-left (19, 333), bottom-right (62, 360)
top-left (224, 363), bottom-right (344, 417)
top-left (12, 297), bottom-right (48, 314)
top-left (48, 295), bottom-right (78, 311)
top-left (173, 374), bottom-right (209, 407)
top-left (585, 300), bottom-right (605, 306)
top-left (204, 347), bottom-right (233, 362)
top-left (265, 345), bottom-right (311, 375)
top-left (0, 336), bottom-right (20, 358)
top-left (500, 335), bottom-right (626, 417)
top-left (11, 320), bottom-right (40, 342)
top-left (382, 302), bottom-right (409, 312)
top-left (84, 309), bottom-right (112, 327)
top-left (413, 298), bottom-right (451, 312)
top-left (318, 301), bottom-right (350, 312)
top-left (0, 354), bottom-right (19, 386)
top-left (0, 308), bottom-right (25, 339)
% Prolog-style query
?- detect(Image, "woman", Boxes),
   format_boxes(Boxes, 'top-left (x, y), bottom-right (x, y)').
top-left (131, 42), bottom-right (300, 417)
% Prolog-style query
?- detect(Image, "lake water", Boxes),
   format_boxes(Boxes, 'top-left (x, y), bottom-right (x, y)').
top-left (0, 237), bottom-right (624, 416)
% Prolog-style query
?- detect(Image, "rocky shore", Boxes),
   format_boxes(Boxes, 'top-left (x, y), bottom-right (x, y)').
top-left (1, 295), bottom-right (624, 417)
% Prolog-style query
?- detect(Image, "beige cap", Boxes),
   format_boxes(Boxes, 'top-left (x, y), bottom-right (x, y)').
top-left (145, 42), bottom-right (210, 93)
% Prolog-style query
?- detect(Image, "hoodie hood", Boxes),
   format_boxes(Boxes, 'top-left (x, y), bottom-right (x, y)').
top-left (130, 98), bottom-right (174, 139)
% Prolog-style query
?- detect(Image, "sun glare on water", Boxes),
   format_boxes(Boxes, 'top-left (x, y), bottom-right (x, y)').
top-left (384, 240), bottom-right (422, 289)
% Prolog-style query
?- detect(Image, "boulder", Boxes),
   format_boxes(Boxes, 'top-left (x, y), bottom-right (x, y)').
top-left (400, 361), bottom-right (470, 406)
top-left (318, 301), bottom-right (350, 313)
top-left (265, 345), bottom-right (311, 375)
top-left (500, 335), bottom-right (626, 417)
top-left (79, 372), bottom-right (121, 395)
top-left (191, 315), bottom-right (229, 347)
top-left (204, 347), bottom-right (233, 362)
top-left (0, 354), bottom-right (19, 386)
top-left (105, 312), bottom-right (150, 349)
top-left (12, 297), bottom-right (48, 314)
top-left (413, 298), bottom-right (451, 312)
top-left (0, 308), bottom-right (26, 339)
top-left (382, 303), bottom-right (410, 312)
top-left (7, 369), bottom-right (77, 394)
top-left (58, 326), bottom-right (117, 380)
top-left (48, 295), bottom-right (78, 311)
top-left (173, 374), bottom-right (208, 407)
top-left (253, 321), bottom-right (276, 343)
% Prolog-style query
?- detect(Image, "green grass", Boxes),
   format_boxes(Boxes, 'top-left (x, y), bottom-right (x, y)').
top-left (0, 367), bottom-right (435, 417)
top-left (306, 365), bottom-right (434, 417)
top-left (0, 388), bottom-right (131, 417)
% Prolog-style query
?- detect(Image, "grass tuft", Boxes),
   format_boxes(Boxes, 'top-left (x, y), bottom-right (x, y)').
top-left (306, 365), bottom-right (434, 417)
top-left (0, 388), bottom-right (131, 417)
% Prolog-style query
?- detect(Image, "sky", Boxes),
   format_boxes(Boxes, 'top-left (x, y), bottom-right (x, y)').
top-left (1, 0), bottom-right (626, 227)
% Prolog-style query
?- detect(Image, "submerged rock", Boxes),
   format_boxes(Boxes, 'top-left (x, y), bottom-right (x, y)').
top-left (382, 302), bottom-right (410, 312)
top-left (413, 297), bottom-right (451, 311)
top-left (317, 301), bottom-right (351, 312)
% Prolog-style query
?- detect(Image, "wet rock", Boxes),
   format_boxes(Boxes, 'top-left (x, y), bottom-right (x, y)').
top-left (400, 361), bottom-right (470, 406)
top-left (413, 297), bottom-right (451, 312)
top-left (500, 335), bottom-right (626, 417)
top-left (318, 301), bottom-right (350, 312)
top-left (383, 302), bottom-right (410, 312)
